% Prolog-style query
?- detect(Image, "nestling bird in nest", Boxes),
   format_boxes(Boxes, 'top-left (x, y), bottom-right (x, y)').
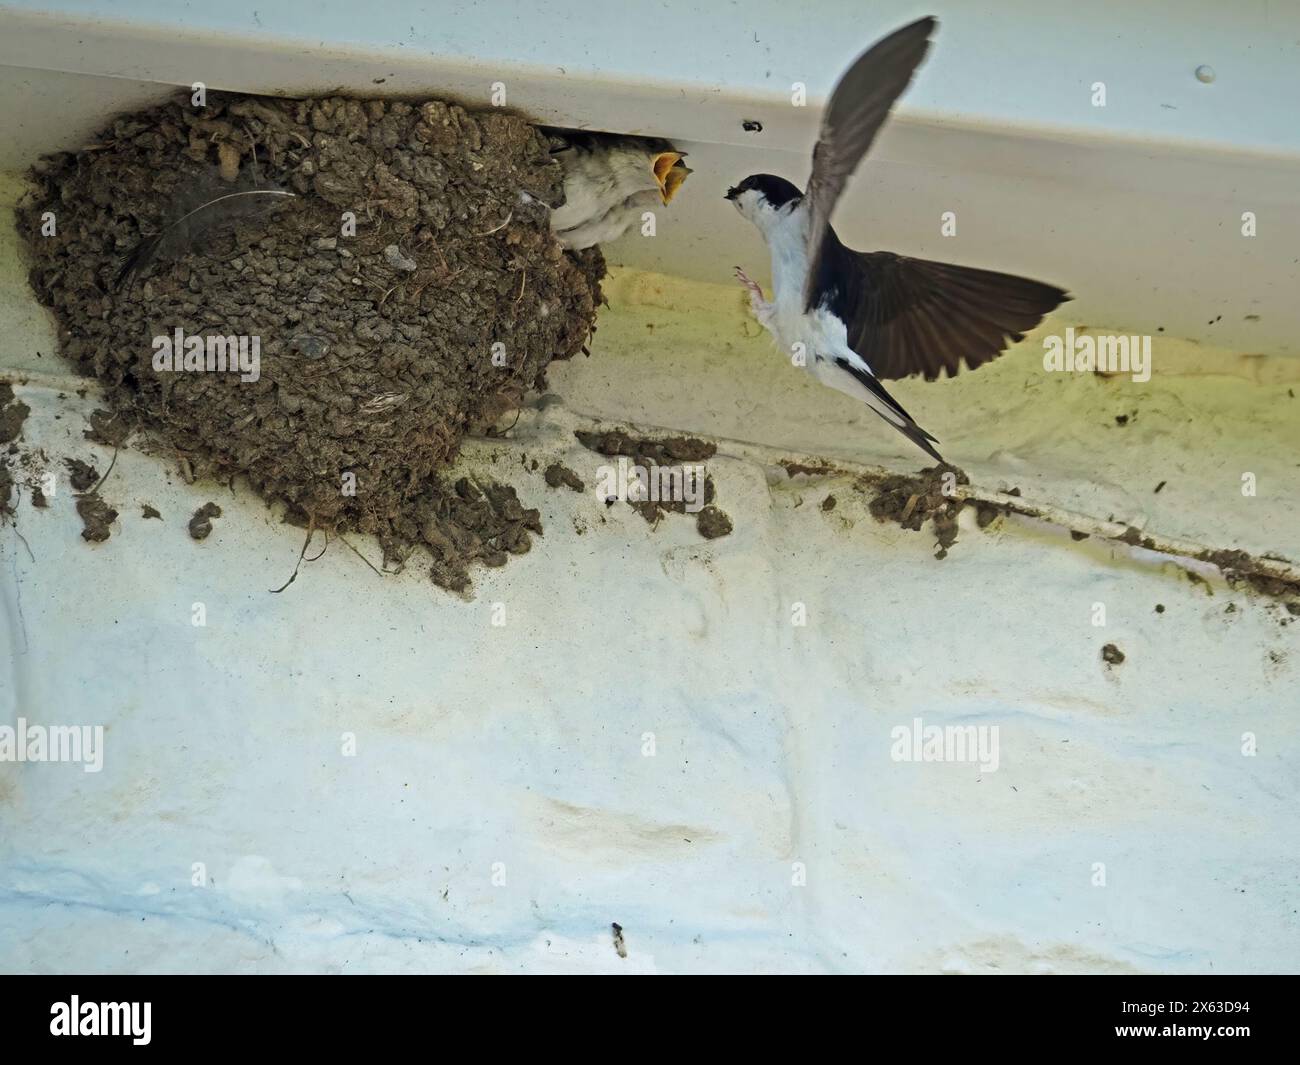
top-left (544, 130), bottom-right (691, 250)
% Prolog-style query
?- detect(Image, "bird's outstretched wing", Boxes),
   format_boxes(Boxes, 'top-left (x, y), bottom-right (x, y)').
top-left (830, 248), bottom-right (1070, 381)
top-left (802, 16), bottom-right (937, 312)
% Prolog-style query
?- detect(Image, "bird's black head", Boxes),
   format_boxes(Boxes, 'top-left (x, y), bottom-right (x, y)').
top-left (725, 174), bottom-right (804, 209)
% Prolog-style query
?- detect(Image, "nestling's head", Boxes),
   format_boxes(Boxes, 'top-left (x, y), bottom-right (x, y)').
top-left (725, 174), bottom-right (804, 227)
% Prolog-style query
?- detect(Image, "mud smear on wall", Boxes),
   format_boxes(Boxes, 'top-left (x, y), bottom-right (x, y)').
top-left (0, 384), bottom-right (31, 519)
top-left (18, 92), bottom-right (605, 592)
top-left (805, 456), bottom-right (1300, 611)
top-left (573, 428), bottom-right (732, 539)
top-left (0, 383), bottom-right (30, 446)
top-left (866, 463), bottom-right (973, 560)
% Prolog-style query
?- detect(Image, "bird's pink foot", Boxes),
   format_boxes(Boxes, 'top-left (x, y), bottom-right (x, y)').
top-left (734, 265), bottom-right (764, 301)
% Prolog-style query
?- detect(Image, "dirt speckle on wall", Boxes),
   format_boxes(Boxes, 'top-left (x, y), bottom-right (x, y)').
top-left (64, 458), bottom-right (99, 493)
top-left (695, 505), bottom-right (733, 539)
top-left (76, 494), bottom-right (118, 542)
top-left (544, 462), bottom-right (584, 492)
top-left (188, 501), bottom-right (223, 541)
top-left (19, 91), bottom-right (605, 590)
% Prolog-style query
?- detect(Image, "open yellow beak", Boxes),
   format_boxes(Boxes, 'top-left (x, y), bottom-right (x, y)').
top-left (652, 151), bottom-right (692, 205)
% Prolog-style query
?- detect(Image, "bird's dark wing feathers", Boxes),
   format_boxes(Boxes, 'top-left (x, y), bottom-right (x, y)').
top-left (832, 355), bottom-right (944, 461)
top-left (802, 16), bottom-right (936, 311)
top-left (821, 242), bottom-right (1070, 381)
top-left (832, 354), bottom-right (914, 427)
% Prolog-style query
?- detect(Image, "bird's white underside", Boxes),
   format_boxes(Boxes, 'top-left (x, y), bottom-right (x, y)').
top-left (735, 191), bottom-right (905, 429)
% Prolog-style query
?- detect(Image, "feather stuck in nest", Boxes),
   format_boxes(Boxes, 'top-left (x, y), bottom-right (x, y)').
top-left (113, 169), bottom-right (296, 290)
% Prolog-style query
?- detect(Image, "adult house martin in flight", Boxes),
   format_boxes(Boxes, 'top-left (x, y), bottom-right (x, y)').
top-left (727, 16), bottom-right (1068, 461)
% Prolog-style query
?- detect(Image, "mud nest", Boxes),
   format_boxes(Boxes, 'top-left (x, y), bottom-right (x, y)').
top-left (19, 92), bottom-right (605, 591)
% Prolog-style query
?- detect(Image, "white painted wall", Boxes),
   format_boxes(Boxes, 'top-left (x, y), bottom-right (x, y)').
top-left (0, 3), bottom-right (1297, 974)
